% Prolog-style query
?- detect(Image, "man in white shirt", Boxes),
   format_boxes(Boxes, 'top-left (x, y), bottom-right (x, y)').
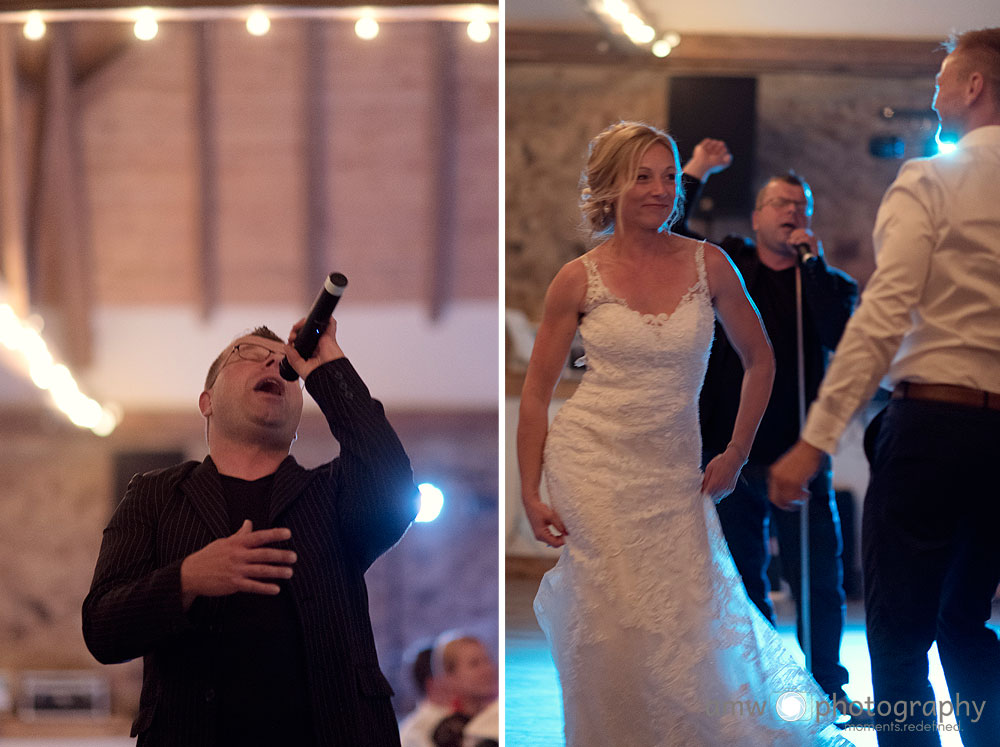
top-left (769, 28), bottom-right (1000, 747)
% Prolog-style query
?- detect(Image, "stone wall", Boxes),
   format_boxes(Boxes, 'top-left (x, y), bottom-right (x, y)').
top-left (506, 62), bottom-right (937, 320)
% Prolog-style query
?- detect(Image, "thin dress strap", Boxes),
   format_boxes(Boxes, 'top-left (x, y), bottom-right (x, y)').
top-left (580, 254), bottom-right (610, 313)
top-left (695, 240), bottom-right (708, 287)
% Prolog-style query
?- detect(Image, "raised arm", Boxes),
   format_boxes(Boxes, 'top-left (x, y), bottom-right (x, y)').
top-left (701, 244), bottom-right (775, 501)
top-left (516, 260), bottom-right (587, 546)
top-left (683, 138), bottom-right (732, 183)
top-left (290, 320), bottom-right (418, 569)
top-left (677, 138), bottom-right (732, 239)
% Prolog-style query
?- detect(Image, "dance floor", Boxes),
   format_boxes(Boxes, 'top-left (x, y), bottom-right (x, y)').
top-left (505, 575), bottom-right (1000, 747)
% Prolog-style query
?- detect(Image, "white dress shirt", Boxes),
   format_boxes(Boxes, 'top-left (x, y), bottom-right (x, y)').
top-left (462, 699), bottom-right (498, 747)
top-left (803, 124), bottom-right (1000, 453)
top-left (398, 699), bottom-right (452, 747)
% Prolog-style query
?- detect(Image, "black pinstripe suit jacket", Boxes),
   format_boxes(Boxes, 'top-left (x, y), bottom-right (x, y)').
top-left (82, 358), bottom-right (419, 747)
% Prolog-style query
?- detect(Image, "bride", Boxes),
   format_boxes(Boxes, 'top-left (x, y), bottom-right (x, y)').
top-left (516, 121), bottom-right (851, 745)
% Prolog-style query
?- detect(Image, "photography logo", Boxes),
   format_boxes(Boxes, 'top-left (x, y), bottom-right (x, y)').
top-left (774, 690), bottom-right (809, 722)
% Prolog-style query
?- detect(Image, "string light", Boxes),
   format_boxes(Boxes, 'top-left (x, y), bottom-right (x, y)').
top-left (354, 14), bottom-right (379, 40)
top-left (0, 7), bottom-right (499, 42)
top-left (0, 304), bottom-right (121, 436)
top-left (133, 7), bottom-right (158, 41)
top-left (246, 9), bottom-right (270, 37)
top-left (23, 11), bottom-right (45, 40)
top-left (589, 0), bottom-right (680, 56)
top-left (603, 0), bottom-right (629, 22)
top-left (652, 39), bottom-right (672, 57)
top-left (467, 19), bottom-right (491, 43)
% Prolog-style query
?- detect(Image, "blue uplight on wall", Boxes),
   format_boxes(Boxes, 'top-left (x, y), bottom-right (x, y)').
top-left (415, 483), bottom-right (444, 523)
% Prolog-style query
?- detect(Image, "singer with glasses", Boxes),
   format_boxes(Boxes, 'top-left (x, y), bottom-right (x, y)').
top-left (676, 144), bottom-right (863, 721)
top-left (82, 317), bottom-right (419, 747)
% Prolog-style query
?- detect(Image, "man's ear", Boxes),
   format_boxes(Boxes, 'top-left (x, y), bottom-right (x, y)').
top-left (965, 71), bottom-right (985, 105)
top-left (198, 390), bottom-right (212, 417)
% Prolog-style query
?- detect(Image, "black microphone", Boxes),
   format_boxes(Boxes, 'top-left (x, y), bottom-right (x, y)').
top-left (793, 242), bottom-right (816, 263)
top-left (278, 273), bottom-right (348, 381)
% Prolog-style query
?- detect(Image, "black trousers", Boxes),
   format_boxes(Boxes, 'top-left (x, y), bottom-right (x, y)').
top-left (709, 457), bottom-right (849, 696)
top-left (863, 399), bottom-right (1000, 747)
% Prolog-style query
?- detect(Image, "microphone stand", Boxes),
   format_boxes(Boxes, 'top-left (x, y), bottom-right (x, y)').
top-left (794, 261), bottom-right (812, 673)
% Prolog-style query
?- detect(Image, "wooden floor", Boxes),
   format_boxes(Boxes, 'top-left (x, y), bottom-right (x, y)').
top-left (505, 574), bottom-right (990, 747)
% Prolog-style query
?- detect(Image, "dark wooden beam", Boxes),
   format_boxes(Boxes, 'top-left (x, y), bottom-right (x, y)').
top-left (34, 23), bottom-right (93, 366)
top-left (428, 21), bottom-right (458, 321)
top-left (303, 20), bottom-right (329, 301)
top-left (14, 22), bottom-right (132, 89)
top-left (0, 25), bottom-right (30, 315)
top-left (194, 21), bottom-right (219, 317)
top-left (507, 29), bottom-right (946, 77)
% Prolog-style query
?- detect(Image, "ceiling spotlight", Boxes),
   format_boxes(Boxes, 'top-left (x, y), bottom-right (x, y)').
top-left (133, 8), bottom-right (158, 41)
top-left (664, 31), bottom-right (681, 47)
top-left (246, 10), bottom-right (271, 36)
top-left (23, 11), bottom-right (46, 41)
top-left (355, 15), bottom-right (379, 40)
top-left (467, 19), bottom-right (491, 43)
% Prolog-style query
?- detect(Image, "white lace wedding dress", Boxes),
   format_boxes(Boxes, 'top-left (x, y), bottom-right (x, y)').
top-left (534, 244), bottom-right (851, 746)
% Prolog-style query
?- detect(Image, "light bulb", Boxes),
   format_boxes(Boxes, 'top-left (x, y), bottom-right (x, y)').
top-left (134, 8), bottom-right (158, 41)
top-left (23, 12), bottom-right (46, 41)
top-left (467, 19), bottom-right (491, 43)
top-left (355, 16), bottom-right (379, 40)
top-left (246, 10), bottom-right (271, 36)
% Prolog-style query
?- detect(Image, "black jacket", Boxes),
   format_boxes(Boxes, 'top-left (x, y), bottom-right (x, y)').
top-left (678, 177), bottom-right (858, 463)
top-left (82, 358), bottom-right (418, 747)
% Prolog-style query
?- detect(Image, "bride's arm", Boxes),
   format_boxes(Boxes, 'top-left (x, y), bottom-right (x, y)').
top-left (702, 245), bottom-right (775, 501)
top-left (517, 260), bottom-right (586, 546)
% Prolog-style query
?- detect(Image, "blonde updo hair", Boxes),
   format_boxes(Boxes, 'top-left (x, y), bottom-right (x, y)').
top-left (580, 121), bottom-right (683, 236)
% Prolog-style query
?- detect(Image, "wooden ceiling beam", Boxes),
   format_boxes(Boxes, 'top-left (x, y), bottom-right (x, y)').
top-left (427, 21), bottom-right (458, 321)
top-left (507, 29), bottom-right (945, 77)
top-left (0, 25), bottom-right (30, 316)
top-left (33, 23), bottom-right (93, 366)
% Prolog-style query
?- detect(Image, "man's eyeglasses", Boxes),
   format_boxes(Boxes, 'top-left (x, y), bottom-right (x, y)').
top-left (228, 343), bottom-right (282, 363)
top-left (761, 196), bottom-right (811, 216)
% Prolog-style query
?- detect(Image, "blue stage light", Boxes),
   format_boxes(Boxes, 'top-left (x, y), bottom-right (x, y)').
top-left (935, 131), bottom-right (958, 155)
top-left (415, 483), bottom-right (444, 523)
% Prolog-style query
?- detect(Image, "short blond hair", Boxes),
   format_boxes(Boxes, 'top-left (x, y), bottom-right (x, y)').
top-left (946, 28), bottom-right (1000, 104)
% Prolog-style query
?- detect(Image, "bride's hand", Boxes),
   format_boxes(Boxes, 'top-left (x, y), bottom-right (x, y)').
top-left (523, 498), bottom-right (569, 548)
top-left (701, 448), bottom-right (746, 503)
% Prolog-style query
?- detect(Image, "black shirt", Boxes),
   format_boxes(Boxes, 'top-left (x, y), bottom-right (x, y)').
top-left (216, 473), bottom-right (315, 747)
top-left (747, 264), bottom-right (820, 464)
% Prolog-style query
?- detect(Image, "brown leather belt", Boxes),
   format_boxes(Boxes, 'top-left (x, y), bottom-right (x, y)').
top-left (891, 381), bottom-right (1000, 411)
